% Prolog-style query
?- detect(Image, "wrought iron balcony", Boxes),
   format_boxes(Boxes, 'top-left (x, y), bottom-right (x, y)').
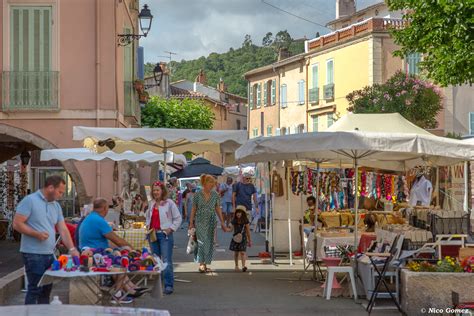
top-left (323, 83), bottom-right (335, 101)
top-left (309, 87), bottom-right (319, 104)
top-left (2, 71), bottom-right (59, 111)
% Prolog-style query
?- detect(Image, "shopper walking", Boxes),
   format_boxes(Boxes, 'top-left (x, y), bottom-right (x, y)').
top-left (229, 205), bottom-right (252, 272)
top-left (233, 172), bottom-right (259, 219)
top-left (146, 181), bottom-right (182, 295)
top-left (189, 174), bottom-right (228, 273)
top-left (13, 175), bottom-right (79, 305)
top-left (219, 177), bottom-right (234, 227)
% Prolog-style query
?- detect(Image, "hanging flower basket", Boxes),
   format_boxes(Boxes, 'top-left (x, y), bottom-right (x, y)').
top-left (138, 91), bottom-right (149, 104)
top-left (134, 80), bottom-right (145, 93)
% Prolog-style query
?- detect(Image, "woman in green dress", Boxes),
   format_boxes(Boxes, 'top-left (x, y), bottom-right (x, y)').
top-left (189, 174), bottom-right (229, 273)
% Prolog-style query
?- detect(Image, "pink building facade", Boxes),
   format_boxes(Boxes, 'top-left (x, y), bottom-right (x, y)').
top-left (0, 0), bottom-right (145, 213)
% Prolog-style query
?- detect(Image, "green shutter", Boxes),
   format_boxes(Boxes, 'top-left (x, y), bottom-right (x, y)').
top-left (249, 83), bottom-right (254, 109)
top-left (326, 60), bottom-right (334, 84)
top-left (263, 82), bottom-right (268, 106)
top-left (312, 65), bottom-right (318, 88)
top-left (470, 112), bottom-right (474, 135)
top-left (312, 115), bottom-right (318, 132)
top-left (271, 80), bottom-right (276, 104)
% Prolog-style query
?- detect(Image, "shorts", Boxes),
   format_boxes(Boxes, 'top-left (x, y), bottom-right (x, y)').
top-left (221, 202), bottom-right (233, 214)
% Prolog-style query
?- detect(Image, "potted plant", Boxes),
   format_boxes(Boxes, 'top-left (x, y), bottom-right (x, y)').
top-left (138, 91), bottom-right (149, 104)
top-left (133, 79), bottom-right (145, 93)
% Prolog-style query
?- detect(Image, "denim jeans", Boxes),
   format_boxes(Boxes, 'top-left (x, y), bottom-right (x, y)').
top-left (22, 253), bottom-right (54, 304)
top-left (149, 232), bottom-right (174, 289)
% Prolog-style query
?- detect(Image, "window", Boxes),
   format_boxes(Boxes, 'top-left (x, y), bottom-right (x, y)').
top-left (280, 127), bottom-right (287, 135)
top-left (252, 128), bottom-right (259, 138)
top-left (312, 64), bottom-right (319, 88)
top-left (263, 81), bottom-right (268, 106)
top-left (6, 6), bottom-right (58, 110)
top-left (406, 52), bottom-right (421, 75)
top-left (260, 112), bottom-right (264, 136)
top-left (249, 83), bottom-right (254, 109)
top-left (237, 119), bottom-right (241, 130)
top-left (275, 128), bottom-right (281, 136)
top-left (280, 84), bottom-right (287, 108)
top-left (312, 115), bottom-right (319, 132)
top-left (271, 80), bottom-right (276, 104)
top-left (326, 59), bottom-right (334, 84)
top-left (252, 84), bottom-right (258, 106)
top-left (267, 125), bottom-right (273, 136)
top-left (327, 113), bottom-right (334, 127)
top-left (256, 83), bottom-right (262, 107)
top-left (297, 124), bottom-right (305, 133)
top-left (298, 80), bottom-right (305, 105)
top-left (287, 126), bottom-right (291, 134)
top-left (470, 113), bottom-right (474, 135)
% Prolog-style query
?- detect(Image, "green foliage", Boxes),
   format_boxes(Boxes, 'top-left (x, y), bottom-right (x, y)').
top-left (141, 97), bottom-right (215, 130)
top-left (346, 71), bottom-right (443, 129)
top-left (387, 0), bottom-right (474, 86)
top-left (144, 31), bottom-right (305, 97)
top-left (445, 132), bottom-right (463, 140)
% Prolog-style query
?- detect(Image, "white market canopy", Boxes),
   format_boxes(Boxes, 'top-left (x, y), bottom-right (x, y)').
top-left (40, 148), bottom-right (187, 165)
top-left (328, 112), bottom-right (432, 135)
top-left (73, 126), bottom-right (248, 155)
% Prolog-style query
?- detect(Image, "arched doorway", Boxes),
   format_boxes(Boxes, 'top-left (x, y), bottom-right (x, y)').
top-left (0, 123), bottom-right (88, 209)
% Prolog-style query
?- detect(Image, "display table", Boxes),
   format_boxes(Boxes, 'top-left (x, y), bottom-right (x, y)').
top-left (39, 269), bottom-right (161, 306)
top-left (115, 229), bottom-right (148, 250)
top-left (316, 233), bottom-right (360, 260)
top-left (0, 305), bottom-right (170, 316)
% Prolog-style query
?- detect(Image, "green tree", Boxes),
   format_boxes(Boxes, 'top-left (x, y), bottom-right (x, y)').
top-left (387, 0), bottom-right (474, 86)
top-left (346, 71), bottom-right (443, 129)
top-left (141, 97), bottom-right (215, 129)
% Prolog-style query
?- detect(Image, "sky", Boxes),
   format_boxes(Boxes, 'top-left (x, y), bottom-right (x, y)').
top-left (140, 0), bottom-right (382, 63)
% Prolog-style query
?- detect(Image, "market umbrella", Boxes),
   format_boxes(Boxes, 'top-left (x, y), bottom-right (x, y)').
top-left (235, 127), bottom-right (474, 260)
top-left (170, 158), bottom-right (223, 178)
top-left (40, 148), bottom-right (187, 165)
top-left (73, 126), bottom-right (247, 180)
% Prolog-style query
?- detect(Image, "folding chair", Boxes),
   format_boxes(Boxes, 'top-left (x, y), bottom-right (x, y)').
top-left (299, 232), bottom-right (324, 281)
top-left (366, 234), bottom-right (403, 314)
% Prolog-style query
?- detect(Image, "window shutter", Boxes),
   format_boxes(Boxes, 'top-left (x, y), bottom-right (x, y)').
top-left (312, 65), bottom-right (318, 88)
top-left (257, 83), bottom-right (261, 106)
top-left (271, 80), bottom-right (276, 104)
top-left (327, 113), bottom-right (334, 127)
top-left (281, 85), bottom-right (287, 108)
top-left (470, 113), bottom-right (474, 135)
top-left (326, 60), bottom-right (334, 84)
top-left (312, 116), bottom-right (318, 132)
top-left (263, 82), bottom-right (268, 106)
top-left (298, 80), bottom-right (305, 105)
top-left (276, 128), bottom-right (281, 136)
top-left (249, 83), bottom-right (254, 109)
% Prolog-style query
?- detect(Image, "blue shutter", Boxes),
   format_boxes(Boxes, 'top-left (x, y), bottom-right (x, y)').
top-left (137, 46), bottom-right (144, 80)
top-left (298, 80), bottom-right (305, 105)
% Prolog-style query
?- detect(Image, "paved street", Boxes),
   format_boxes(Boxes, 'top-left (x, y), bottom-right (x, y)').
top-left (0, 241), bottom-right (22, 278)
top-left (5, 227), bottom-right (402, 315)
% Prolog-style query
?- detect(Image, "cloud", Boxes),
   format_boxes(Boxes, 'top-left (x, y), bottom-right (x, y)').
top-left (140, 0), bottom-right (383, 62)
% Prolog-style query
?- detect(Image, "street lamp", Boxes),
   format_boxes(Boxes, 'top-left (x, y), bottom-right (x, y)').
top-left (117, 4), bottom-right (154, 46)
top-left (145, 63), bottom-right (164, 89)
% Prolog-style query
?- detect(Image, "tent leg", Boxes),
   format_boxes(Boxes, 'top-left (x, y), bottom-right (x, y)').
top-left (163, 151), bottom-right (168, 183)
top-left (265, 162), bottom-right (270, 253)
top-left (287, 165), bottom-right (293, 265)
top-left (314, 162), bottom-right (320, 277)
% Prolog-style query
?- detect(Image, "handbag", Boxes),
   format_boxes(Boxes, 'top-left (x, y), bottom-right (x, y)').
top-left (232, 225), bottom-right (246, 243)
top-left (186, 228), bottom-right (197, 254)
top-left (147, 228), bottom-right (157, 243)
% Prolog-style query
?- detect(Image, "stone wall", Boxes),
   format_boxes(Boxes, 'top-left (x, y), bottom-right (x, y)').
top-left (401, 269), bottom-right (474, 315)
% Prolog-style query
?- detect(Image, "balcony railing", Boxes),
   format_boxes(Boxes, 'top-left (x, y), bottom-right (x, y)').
top-left (309, 87), bottom-right (319, 104)
top-left (323, 83), bottom-right (335, 101)
top-left (124, 81), bottom-right (140, 122)
top-left (2, 71), bottom-right (59, 111)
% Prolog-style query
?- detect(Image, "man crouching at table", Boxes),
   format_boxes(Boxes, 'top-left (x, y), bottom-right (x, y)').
top-left (79, 198), bottom-right (149, 304)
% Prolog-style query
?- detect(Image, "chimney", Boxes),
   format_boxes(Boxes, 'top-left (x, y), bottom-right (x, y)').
top-left (277, 48), bottom-right (291, 61)
top-left (217, 78), bottom-right (227, 92)
top-left (195, 69), bottom-right (207, 85)
top-left (336, 0), bottom-right (356, 19)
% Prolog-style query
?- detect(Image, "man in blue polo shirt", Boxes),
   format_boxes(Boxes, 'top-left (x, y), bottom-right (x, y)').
top-left (13, 175), bottom-right (79, 305)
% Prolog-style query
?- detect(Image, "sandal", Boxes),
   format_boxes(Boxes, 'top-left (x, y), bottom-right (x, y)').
top-left (242, 266), bottom-right (248, 272)
top-left (234, 266), bottom-right (240, 272)
top-left (199, 265), bottom-right (206, 273)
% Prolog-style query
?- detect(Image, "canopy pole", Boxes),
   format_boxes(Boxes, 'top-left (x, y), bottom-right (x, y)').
top-left (163, 140), bottom-right (168, 183)
top-left (265, 162), bottom-right (270, 252)
top-left (287, 164), bottom-right (293, 265)
top-left (464, 161), bottom-right (469, 213)
top-left (314, 162), bottom-right (320, 273)
top-left (354, 158), bottom-right (359, 250)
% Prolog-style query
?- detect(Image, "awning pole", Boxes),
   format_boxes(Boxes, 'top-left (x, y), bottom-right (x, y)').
top-left (265, 162), bottom-right (270, 252)
top-left (287, 164), bottom-right (293, 265)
